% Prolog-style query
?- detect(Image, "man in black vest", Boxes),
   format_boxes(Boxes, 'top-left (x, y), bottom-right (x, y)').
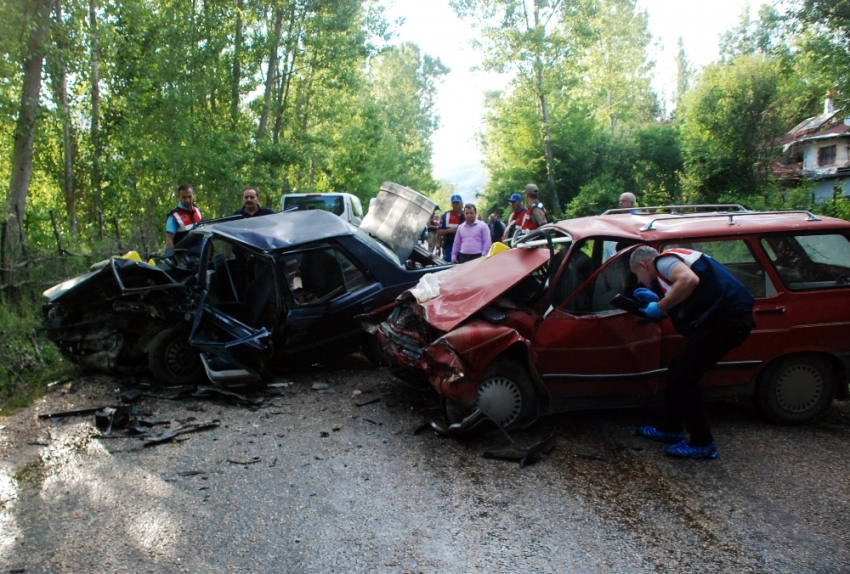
top-left (630, 245), bottom-right (755, 459)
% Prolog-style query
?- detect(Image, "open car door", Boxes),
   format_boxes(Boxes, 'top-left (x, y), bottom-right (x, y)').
top-left (188, 235), bottom-right (280, 386)
top-left (531, 242), bottom-right (665, 410)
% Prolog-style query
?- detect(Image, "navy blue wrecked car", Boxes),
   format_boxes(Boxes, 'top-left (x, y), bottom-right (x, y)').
top-left (40, 182), bottom-right (447, 386)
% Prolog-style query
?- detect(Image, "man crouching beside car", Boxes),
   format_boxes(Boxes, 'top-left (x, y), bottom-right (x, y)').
top-left (629, 245), bottom-right (755, 460)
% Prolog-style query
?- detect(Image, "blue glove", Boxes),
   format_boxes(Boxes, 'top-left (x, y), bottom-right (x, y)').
top-left (641, 301), bottom-right (664, 320)
top-left (633, 287), bottom-right (658, 304)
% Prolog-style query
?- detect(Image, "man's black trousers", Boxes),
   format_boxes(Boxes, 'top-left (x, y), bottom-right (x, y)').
top-left (660, 313), bottom-right (753, 446)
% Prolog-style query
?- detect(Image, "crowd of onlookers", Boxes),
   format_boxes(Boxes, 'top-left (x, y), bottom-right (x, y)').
top-left (422, 183), bottom-right (548, 263)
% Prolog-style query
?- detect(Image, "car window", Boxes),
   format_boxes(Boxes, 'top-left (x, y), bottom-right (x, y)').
top-left (279, 247), bottom-right (372, 305)
top-left (549, 239), bottom-right (596, 312)
top-left (283, 196), bottom-right (344, 216)
top-left (760, 233), bottom-right (850, 291)
top-left (561, 252), bottom-right (633, 314)
top-left (206, 237), bottom-right (249, 303)
top-left (664, 239), bottom-right (774, 298)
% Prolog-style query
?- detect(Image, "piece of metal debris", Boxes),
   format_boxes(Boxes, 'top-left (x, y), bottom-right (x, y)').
top-left (95, 407), bottom-right (131, 435)
top-left (311, 382), bottom-right (329, 390)
top-left (119, 389), bottom-right (144, 403)
top-left (355, 398), bottom-right (381, 407)
top-left (143, 420), bottom-right (220, 447)
top-left (194, 386), bottom-right (263, 406)
top-left (227, 457), bottom-right (261, 465)
top-left (483, 433), bottom-right (556, 467)
top-left (38, 406), bottom-right (110, 420)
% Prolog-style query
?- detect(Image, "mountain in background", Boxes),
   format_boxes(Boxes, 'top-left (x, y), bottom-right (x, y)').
top-left (434, 163), bottom-right (487, 206)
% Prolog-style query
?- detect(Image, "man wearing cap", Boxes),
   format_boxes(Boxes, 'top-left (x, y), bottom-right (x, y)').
top-left (437, 194), bottom-right (464, 259)
top-left (502, 193), bottom-right (527, 242)
top-left (521, 184), bottom-right (547, 231)
top-left (451, 204), bottom-right (491, 264)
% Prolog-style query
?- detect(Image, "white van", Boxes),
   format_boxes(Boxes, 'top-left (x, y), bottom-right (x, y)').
top-left (280, 192), bottom-right (364, 226)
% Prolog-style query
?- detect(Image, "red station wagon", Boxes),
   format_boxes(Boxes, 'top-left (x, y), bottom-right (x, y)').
top-left (365, 205), bottom-right (850, 431)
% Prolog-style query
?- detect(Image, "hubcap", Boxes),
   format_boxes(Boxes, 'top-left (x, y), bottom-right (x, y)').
top-left (776, 363), bottom-right (823, 413)
top-left (165, 339), bottom-right (198, 378)
top-left (477, 377), bottom-right (522, 426)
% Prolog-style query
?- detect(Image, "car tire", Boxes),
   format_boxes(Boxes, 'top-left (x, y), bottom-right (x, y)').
top-left (476, 357), bottom-right (539, 431)
top-left (757, 355), bottom-right (836, 424)
top-left (362, 334), bottom-right (391, 367)
top-left (148, 326), bottom-right (204, 385)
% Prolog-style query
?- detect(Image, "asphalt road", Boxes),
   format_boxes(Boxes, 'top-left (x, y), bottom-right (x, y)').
top-left (1, 355), bottom-right (849, 573)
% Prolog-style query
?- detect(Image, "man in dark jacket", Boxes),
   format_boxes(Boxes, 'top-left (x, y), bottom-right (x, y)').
top-left (488, 213), bottom-right (505, 244)
top-left (234, 187), bottom-right (274, 218)
top-left (630, 245), bottom-right (755, 459)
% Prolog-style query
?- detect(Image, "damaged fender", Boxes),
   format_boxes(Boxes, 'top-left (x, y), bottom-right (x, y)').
top-left (426, 322), bottom-right (530, 407)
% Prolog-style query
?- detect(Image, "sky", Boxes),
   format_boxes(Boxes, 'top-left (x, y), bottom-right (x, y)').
top-left (383, 0), bottom-right (770, 181)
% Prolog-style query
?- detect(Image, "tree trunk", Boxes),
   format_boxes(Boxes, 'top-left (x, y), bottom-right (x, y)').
top-left (257, 7), bottom-right (284, 141)
top-left (4, 0), bottom-right (57, 264)
top-left (230, 0), bottom-right (243, 125)
top-left (90, 0), bottom-right (102, 213)
top-left (273, 5), bottom-right (300, 144)
top-left (50, 2), bottom-right (77, 238)
top-left (533, 0), bottom-right (560, 213)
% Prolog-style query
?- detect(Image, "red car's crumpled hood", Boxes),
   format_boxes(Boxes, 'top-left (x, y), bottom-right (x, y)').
top-left (419, 247), bottom-right (550, 332)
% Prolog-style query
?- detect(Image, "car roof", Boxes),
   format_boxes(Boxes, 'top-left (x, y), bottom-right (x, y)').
top-left (199, 210), bottom-right (355, 251)
top-left (553, 210), bottom-right (850, 243)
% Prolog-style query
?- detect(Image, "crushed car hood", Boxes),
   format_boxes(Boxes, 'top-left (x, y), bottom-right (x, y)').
top-left (417, 247), bottom-right (550, 332)
top-left (359, 182), bottom-right (437, 263)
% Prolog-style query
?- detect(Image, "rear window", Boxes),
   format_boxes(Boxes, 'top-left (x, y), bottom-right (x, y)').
top-left (760, 233), bottom-right (850, 291)
top-left (283, 195), bottom-right (344, 216)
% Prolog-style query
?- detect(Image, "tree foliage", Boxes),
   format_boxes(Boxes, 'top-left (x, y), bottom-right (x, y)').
top-left (678, 55), bottom-right (785, 204)
top-left (1, 0), bottom-right (445, 259)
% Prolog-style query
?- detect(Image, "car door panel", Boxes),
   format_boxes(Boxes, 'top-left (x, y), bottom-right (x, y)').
top-left (533, 247), bottom-right (663, 398)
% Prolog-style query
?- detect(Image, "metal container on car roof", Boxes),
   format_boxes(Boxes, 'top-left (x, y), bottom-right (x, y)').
top-left (360, 181), bottom-right (437, 263)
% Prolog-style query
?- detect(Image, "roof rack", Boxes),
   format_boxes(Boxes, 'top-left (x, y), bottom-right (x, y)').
top-left (638, 210), bottom-right (821, 232)
top-left (602, 203), bottom-right (748, 216)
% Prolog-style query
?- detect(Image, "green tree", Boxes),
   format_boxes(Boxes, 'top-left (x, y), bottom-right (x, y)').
top-left (678, 54), bottom-right (784, 204)
top-left (4, 0), bottom-right (57, 264)
top-left (673, 37), bottom-right (692, 113)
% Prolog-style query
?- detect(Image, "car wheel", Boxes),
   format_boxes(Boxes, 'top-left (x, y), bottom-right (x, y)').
top-left (148, 327), bottom-right (204, 385)
top-left (362, 334), bottom-right (391, 367)
top-left (757, 355), bottom-right (836, 424)
top-left (476, 357), bottom-right (539, 431)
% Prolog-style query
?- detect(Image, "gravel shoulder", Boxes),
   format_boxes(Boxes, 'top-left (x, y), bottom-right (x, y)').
top-left (2, 356), bottom-right (849, 573)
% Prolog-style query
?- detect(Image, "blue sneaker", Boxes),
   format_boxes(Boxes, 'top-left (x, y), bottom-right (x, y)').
top-left (665, 441), bottom-right (720, 459)
top-left (636, 425), bottom-right (686, 443)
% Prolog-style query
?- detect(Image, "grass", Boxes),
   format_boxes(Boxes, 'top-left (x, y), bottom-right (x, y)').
top-left (0, 293), bottom-right (78, 415)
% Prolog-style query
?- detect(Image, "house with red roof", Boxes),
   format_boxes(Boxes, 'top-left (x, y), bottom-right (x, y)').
top-left (775, 92), bottom-right (850, 201)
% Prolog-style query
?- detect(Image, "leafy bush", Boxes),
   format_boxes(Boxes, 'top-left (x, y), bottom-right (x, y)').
top-left (0, 292), bottom-right (77, 414)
